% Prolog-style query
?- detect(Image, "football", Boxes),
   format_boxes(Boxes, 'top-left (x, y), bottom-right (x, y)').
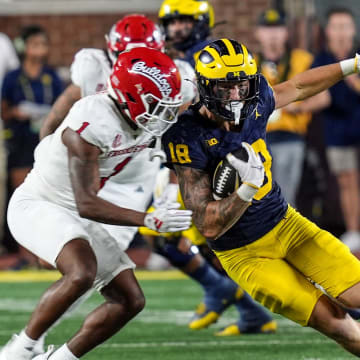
top-left (212, 147), bottom-right (249, 200)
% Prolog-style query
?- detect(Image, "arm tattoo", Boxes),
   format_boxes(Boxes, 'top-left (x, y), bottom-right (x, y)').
top-left (175, 165), bottom-right (250, 239)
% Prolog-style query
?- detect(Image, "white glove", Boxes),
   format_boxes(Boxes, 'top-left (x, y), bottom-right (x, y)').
top-left (144, 202), bottom-right (192, 233)
top-left (153, 183), bottom-right (179, 208)
top-left (340, 53), bottom-right (360, 75)
top-left (226, 142), bottom-right (265, 202)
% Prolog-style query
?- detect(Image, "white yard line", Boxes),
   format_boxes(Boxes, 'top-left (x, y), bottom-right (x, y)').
top-left (99, 338), bottom-right (332, 348)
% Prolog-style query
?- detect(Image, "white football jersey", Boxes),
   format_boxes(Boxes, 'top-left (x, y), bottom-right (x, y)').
top-left (174, 59), bottom-right (197, 104)
top-left (71, 48), bottom-right (112, 97)
top-left (70, 48), bottom-right (196, 104)
top-left (23, 93), bottom-right (154, 211)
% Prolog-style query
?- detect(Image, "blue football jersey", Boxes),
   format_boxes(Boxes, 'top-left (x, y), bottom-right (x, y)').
top-left (162, 75), bottom-right (288, 251)
top-left (182, 39), bottom-right (213, 68)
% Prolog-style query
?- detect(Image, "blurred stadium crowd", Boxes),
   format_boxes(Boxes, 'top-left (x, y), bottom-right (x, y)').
top-left (0, 0), bottom-right (359, 271)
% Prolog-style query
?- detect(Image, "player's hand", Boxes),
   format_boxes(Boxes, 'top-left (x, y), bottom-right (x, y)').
top-left (226, 143), bottom-right (264, 202)
top-left (144, 203), bottom-right (192, 233)
top-left (153, 183), bottom-right (179, 208)
top-left (226, 142), bottom-right (264, 188)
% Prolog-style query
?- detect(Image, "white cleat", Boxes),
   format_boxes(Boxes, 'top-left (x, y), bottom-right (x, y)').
top-left (32, 345), bottom-right (55, 359)
top-left (32, 337), bottom-right (45, 357)
top-left (0, 334), bottom-right (34, 360)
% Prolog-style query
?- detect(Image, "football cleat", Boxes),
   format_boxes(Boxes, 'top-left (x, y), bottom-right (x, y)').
top-left (32, 345), bottom-right (55, 359)
top-left (215, 319), bottom-right (277, 336)
top-left (189, 287), bottom-right (244, 330)
top-left (0, 334), bottom-right (34, 360)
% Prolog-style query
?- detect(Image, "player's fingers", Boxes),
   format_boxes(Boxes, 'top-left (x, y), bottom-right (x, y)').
top-left (169, 209), bottom-right (192, 216)
top-left (241, 142), bottom-right (257, 160)
top-left (225, 153), bottom-right (237, 165)
top-left (168, 218), bottom-right (191, 226)
top-left (166, 202), bottom-right (181, 210)
top-left (168, 225), bottom-right (192, 232)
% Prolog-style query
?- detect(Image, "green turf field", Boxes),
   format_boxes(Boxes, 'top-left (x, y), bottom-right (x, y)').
top-left (0, 272), bottom-right (356, 359)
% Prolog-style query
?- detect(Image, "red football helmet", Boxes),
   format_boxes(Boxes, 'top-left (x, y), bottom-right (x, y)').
top-left (108, 47), bottom-right (182, 136)
top-left (106, 14), bottom-right (165, 63)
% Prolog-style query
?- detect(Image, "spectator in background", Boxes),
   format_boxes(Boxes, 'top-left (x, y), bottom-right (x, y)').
top-left (255, 8), bottom-right (313, 207)
top-left (1, 25), bottom-right (63, 267)
top-left (0, 33), bottom-right (19, 253)
top-left (296, 7), bottom-right (360, 251)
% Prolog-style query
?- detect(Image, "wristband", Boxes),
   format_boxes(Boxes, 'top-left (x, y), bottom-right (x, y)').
top-left (236, 183), bottom-right (259, 202)
top-left (340, 58), bottom-right (356, 76)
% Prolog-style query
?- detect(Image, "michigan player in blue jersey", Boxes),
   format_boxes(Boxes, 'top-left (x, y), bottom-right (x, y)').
top-left (162, 38), bottom-right (360, 356)
top-left (158, 0), bottom-right (214, 67)
top-left (157, 0), bottom-right (277, 335)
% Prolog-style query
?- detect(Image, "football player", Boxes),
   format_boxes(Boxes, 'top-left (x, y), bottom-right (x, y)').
top-left (39, 13), bottom-right (196, 253)
top-left (158, 0), bottom-right (214, 67)
top-left (157, 0), bottom-right (278, 335)
top-left (0, 48), bottom-right (192, 360)
top-left (161, 38), bottom-right (360, 356)
top-left (27, 14), bottom-right (196, 355)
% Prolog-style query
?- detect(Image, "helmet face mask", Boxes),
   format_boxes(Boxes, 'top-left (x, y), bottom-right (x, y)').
top-left (159, 0), bottom-right (214, 51)
top-left (135, 93), bottom-right (181, 136)
top-left (165, 15), bottom-right (195, 46)
top-left (196, 39), bottom-right (260, 126)
top-left (214, 80), bottom-right (250, 102)
top-left (108, 47), bottom-right (182, 137)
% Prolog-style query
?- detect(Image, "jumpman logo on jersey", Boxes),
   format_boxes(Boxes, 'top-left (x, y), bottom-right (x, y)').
top-left (255, 108), bottom-right (261, 119)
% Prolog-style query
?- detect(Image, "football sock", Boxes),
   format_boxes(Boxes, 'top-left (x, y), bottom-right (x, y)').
top-left (160, 243), bottom-right (195, 267)
top-left (15, 330), bottom-right (38, 352)
top-left (190, 261), bottom-right (232, 294)
top-left (235, 291), bottom-right (272, 324)
top-left (49, 344), bottom-right (79, 360)
top-left (33, 332), bottom-right (46, 354)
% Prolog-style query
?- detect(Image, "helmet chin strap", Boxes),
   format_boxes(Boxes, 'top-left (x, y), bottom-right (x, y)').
top-left (226, 102), bottom-right (244, 125)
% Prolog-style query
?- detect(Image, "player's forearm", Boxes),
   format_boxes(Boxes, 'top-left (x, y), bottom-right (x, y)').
top-left (70, 160), bottom-right (146, 226)
top-left (296, 91), bottom-right (332, 113)
top-left (40, 84), bottom-right (81, 139)
top-left (196, 194), bottom-right (250, 240)
top-left (175, 165), bottom-right (249, 239)
top-left (169, 169), bottom-right (178, 184)
top-left (67, 147), bottom-right (146, 227)
top-left (292, 63), bottom-right (343, 102)
top-left (76, 194), bottom-right (146, 226)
